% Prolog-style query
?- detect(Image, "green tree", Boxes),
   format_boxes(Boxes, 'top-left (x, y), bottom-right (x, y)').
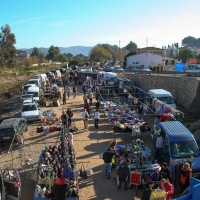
top-left (58, 54), bottom-right (67, 63)
top-left (124, 41), bottom-right (137, 52)
top-left (179, 49), bottom-right (196, 63)
top-left (38, 53), bottom-right (46, 64)
top-left (46, 45), bottom-right (60, 62)
top-left (31, 47), bottom-right (40, 57)
top-left (0, 24), bottom-right (16, 69)
top-left (69, 60), bottom-right (79, 66)
top-left (25, 58), bottom-right (33, 67)
top-left (182, 36), bottom-right (197, 47)
top-left (90, 46), bottom-right (112, 62)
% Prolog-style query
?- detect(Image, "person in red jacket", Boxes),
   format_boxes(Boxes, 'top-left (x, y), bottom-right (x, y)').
top-left (159, 178), bottom-right (174, 200)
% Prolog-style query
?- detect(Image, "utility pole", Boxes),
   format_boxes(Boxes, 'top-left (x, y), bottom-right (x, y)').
top-left (119, 40), bottom-right (121, 62)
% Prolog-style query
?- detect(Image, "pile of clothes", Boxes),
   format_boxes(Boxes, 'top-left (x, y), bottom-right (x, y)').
top-left (35, 135), bottom-right (79, 199)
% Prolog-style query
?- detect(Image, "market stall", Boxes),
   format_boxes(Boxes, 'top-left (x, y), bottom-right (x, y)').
top-left (33, 128), bottom-right (79, 200)
top-left (114, 139), bottom-right (161, 189)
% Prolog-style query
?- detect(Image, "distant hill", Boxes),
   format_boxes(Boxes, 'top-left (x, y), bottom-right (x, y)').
top-left (20, 46), bottom-right (93, 56)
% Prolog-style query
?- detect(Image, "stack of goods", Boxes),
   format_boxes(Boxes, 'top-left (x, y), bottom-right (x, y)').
top-left (35, 135), bottom-right (79, 199)
top-left (154, 99), bottom-right (184, 121)
top-left (40, 110), bottom-right (59, 124)
top-left (126, 139), bottom-right (153, 170)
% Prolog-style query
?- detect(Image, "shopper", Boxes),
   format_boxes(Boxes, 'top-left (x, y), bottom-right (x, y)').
top-left (179, 163), bottom-right (192, 194)
top-left (66, 86), bottom-right (70, 99)
top-left (118, 158), bottom-right (131, 190)
top-left (84, 101), bottom-right (90, 115)
top-left (88, 91), bottom-right (93, 106)
top-left (61, 111), bottom-right (68, 128)
top-left (82, 109), bottom-right (89, 129)
top-left (62, 92), bottom-right (67, 105)
top-left (66, 132), bottom-right (73, 145)
top-left (160, 162), bottom-right (171, 181)
top-left (66, 108), bottom-right (73, 127)
top-left (141, 181), bottom-right (154, 200)
top-left (83, 92), bottom-right (88, 104)
top-left (103, 149), bottom-right (116, 179)
top-left (73, 86), bottom-right (77, 99)
top-left (155, 132), bottom-right (164, 162)
top-left (95, 100), bottom-right (100, 110)
top-left (159, 178), bottom-right (174, 200)
top-left (94, 109), bottom-right (100, 129)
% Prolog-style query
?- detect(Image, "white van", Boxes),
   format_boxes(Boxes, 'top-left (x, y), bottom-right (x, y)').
top-left (35, 74), bottom-right (48, 86)
top-left (148, 89), bottom-right (176, 108)
top-left (27, 79), bottom-right (41, 88)
top-left (98, 72), bottom-right (118, 86)
top-left (27, 87), bottom-right (40, 103)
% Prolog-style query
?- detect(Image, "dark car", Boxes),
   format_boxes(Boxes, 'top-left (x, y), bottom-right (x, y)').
top-left (0, 118), bottom-right (27, 145)
top-left (59, 68), bottom-right (67, 74)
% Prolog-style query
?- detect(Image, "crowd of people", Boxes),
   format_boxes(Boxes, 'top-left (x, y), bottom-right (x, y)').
top-left (102, 139), bottom-right (193, 199)
top-left (41, 69), bottom-right (194, 200)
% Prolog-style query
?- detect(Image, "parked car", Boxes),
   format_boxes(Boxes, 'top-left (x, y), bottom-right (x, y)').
top-left (131, 68), bottom-right (151, 72)
top-left (59, 68), bottom-right (67, 74)
top-left (21, 94), bottom-right (34, 104)
top-left (26, 86), bottom-right (40, 103)
top-left (111, 66), bottom-right (124, 72)
top-left (46, 71), bottom-right (55, 79)
top-left (1, 167), bottom-right (21, 200)
top-left (50, 70), bottom-right (61, 78)
top-left (0, 118), bottom-right (27, 145)
top-left (27, 79), bottom-right (42, 88)
top-left (22, 84), bottom-right (36, 95)
top-left (103, 66), bottom-right (112, 72)
top-left (21, 102), bottom-right (40, 121)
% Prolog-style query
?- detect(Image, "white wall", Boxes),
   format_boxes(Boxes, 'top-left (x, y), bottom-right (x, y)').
top-left (127, 52), bottom-right (163, 68)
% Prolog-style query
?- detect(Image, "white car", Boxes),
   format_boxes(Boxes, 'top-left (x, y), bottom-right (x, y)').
top-left (21, 94), bottom-right (34, 104)
top-left (21, 103), bottom-right (40, 121)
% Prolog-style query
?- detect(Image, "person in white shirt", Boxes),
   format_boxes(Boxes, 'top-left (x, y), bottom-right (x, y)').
top-left (66, 132), bottom-right (73, 145)
top-left (82, 109), bottom-right (89, 129)
top-left (155, 132), bottom-right (164, 162)
top-left (88, 91), bottom-right (93, 106)
top-left (94, 109), bottom-right (100, 129)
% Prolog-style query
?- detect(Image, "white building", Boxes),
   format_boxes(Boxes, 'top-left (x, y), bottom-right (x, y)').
top-left (126, 52), bottom-right (163, 69)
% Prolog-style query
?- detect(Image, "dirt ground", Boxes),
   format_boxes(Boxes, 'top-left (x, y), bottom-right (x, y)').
top-left (0, 80), bottom-right (200, 200)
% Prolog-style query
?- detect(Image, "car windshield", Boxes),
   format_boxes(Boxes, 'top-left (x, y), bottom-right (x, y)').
top-left (157, 96), bottom-right (175, 104)
top-left (28, 80), bottom-right (38, 86)
top-left (170, 141), bottom-right (199, 158)
top-left (23, 94), bottom-right (33, 99)
top-left (27, 92), bottom-right (39, 97)
top-left (0, 128), bottom-right (15, 137)
top-left (22, 104), bottom-right (37, 112)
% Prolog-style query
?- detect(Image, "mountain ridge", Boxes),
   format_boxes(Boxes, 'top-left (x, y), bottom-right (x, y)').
top-left (19, 46), bottom-right (93, 56)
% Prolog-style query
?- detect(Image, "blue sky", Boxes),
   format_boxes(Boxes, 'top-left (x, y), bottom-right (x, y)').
top-left (1, 0), bottom-right (200, 49)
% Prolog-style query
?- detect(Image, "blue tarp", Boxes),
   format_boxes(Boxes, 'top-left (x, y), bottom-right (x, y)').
top-left (176, 63), bottom-right (185, 71)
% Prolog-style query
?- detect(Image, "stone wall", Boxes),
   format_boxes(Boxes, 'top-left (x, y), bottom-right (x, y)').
top-left (119, 73), bottom-right (200, 114)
